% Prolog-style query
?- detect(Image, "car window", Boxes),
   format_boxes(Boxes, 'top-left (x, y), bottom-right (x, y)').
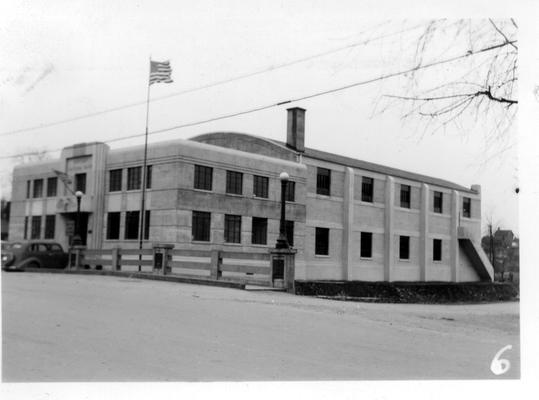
top-left (30, 243), bottom-right (48, 252)
top-left (50, 244), bottom-right (63, 252)
top-left (11, 243), bottom-right (22, 249)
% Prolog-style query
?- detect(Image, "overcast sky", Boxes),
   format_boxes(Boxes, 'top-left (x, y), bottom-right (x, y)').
top-left (1, 0), bottom-right (537, 236)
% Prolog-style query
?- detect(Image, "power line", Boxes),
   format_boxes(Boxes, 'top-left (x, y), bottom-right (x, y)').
top-left (0, 22), bottom-right (425, 138)
top-left (0, 39), bottom-right (516, 161)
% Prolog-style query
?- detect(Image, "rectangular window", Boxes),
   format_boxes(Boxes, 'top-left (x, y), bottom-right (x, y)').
top-left (144, 210), bottom-right (151, 240)
top-left (251, 217), bottom-right (267, 245)
top-left (285, 181), bottom-right (295, 202)
top-left (316, 168), bottom-right (331, 196)
top-left (285, 220), bottom-right (294, 247)
top-left (360, 232), bottom-right (373, 258)
top-left (253, 175), bottom-right (269, 198)
top-left (24, 216), bottom-right (28, 239)
top-left (33, 179), bottom-right (43, 198)
top-left (224, 214), bottom-right (241, 243)
top-left (124, 211), bottom-right (139, 240)
top-left (146, 165), bottom-right (152, 189)
top-left (127, 167), bottom-right (141, 190)
top-left (109, 169), bottom-right (122, 192)
top-left (192, 211), bottom-right (211, 241)
top-left (400, 184), bottom-right (411, 208)
top-left (399, 236), bottom-right (410, 260)
top-left (463, 197), bottom-right (471, 218)
top-left (315, 227), bottom-right (329, 255)
top-left (226, 171), bottom-right (243, 195)
top-left (75, 173), bottom-right (86, 193)
top-left (26, 181), bottom-right (31, 199)
top-left (361, 177), bottom-right (374, 202)
top-left (44, 215), bottom-right (55, 239)
top-left (434, 191), bottom-right (443, 213)
top-left (31, 216), bottom-right (41, 239)
top-left (194, 165), bottom-right (213, 191)
top-left (107, 212), bottom-right (121, 240)
top-left (433, 239), bottom-right (442, 261)
top-left (47, 177), bottom-right (57, 197)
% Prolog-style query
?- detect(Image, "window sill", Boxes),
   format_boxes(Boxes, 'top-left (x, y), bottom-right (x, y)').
top-left (360, 256), bottom-right (373, 260)
top-left (315, 254), bottom-right (330, 258)
top-left (193, 188), bottom-right (213, 193)
top-left (191, 240), bottom-right (211, 244)
top-left (398, 258), bottom-right (410, 262)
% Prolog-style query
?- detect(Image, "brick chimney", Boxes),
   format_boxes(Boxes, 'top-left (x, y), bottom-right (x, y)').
top-left (286, 107), bottom-right (306, 153)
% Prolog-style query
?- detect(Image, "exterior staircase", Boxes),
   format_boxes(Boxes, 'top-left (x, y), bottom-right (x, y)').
top-left (458, 227), bottom-right (494, 281)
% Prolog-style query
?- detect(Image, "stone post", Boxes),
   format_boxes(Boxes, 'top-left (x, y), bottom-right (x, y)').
top-left (111, 247), bottom-right (121, 271)
top-left (210, 250), bottom-right (222, 279)
top-left (152, 243), bottom-right (174, 275)
top-left (269, 248), bottom-right (297, 293)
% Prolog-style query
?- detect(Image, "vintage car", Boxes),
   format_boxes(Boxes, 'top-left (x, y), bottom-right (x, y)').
top-left (1, 240), bottom-right (69, 271)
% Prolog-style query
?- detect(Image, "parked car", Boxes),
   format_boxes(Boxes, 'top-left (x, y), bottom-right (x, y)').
top-left (1, 240), bottom-right (69, 271)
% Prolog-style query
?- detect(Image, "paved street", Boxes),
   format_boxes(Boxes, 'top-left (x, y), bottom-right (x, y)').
top-left (2, 272), bottom-right (519, 381)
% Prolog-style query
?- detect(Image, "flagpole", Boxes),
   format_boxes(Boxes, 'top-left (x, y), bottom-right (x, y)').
top-left (138, 56), bottom-right (152, 271)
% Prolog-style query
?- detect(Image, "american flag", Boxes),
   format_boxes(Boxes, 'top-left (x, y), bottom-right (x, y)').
top-left (149, 60), bottom-right (173, 85)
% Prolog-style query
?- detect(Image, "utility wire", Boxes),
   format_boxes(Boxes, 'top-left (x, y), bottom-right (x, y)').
top-left (0, 39), bottom-right (516, 161)
top-left (0, 22), bottom-right (425, 138)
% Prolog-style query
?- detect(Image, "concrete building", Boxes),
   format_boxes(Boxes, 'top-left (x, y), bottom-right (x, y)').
top-left (8, 108), bottom-right (493, 282)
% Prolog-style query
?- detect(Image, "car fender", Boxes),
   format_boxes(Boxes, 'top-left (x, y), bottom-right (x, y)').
top-left (17, 257), bottom-right (42, 268)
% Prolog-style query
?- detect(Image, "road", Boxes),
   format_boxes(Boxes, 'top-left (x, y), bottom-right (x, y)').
top-left (2, 272), bottom-right (520, 381)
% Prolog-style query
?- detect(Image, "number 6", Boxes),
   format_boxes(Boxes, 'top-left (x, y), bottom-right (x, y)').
top-left (490, 345), bottom-right (512, 375)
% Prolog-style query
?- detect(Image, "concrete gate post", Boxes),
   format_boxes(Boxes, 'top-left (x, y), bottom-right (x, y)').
top-left (152, 243), bottom-right (175, 275)
top-left (269, 248), bottom-right (297, 294)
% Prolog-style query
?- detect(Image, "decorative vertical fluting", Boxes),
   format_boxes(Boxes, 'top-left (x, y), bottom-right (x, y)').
top-left (384, 176), bottom-right (395, 281)
top-left (420, 183), bottom-right (429, 281)
top-left (342, 167), bottom-right (355, 280)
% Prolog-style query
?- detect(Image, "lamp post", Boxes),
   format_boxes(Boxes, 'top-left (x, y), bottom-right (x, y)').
top-left (72, 190), bottom-right (83, 246)
top-left (275, 172), bottom-right (290, 249)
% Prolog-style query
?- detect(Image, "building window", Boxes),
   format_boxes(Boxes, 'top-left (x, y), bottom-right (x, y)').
top-left (124, 211), bottom-right (139, 240)
top-left (75, 173), bottom-right (86, 193)
top-left (194, 165), bottom-right (213, 191)
top-left (361, 177), bottom-right (374, 202)
top-left (315, 227), bottom-right (329, 255)
top-left (400, 184), bottom-right (411, 208)
top-left (31, 216), bottom-right (41, 239)
top-left (360, 232), bottom-right (373, 258)
top-left (286, 220), bottom-right (294, 247)
top-left (253, 175), bottom-right (269, 198)
top-left (433, 239), bottom-right (442, 261)
top-left (109, 169), bottom-right (122, 192)
top-left (463, 197), bottom-right (471, 218)
top-left (226, 171), bottom-right (243, 195)
top-left (47, 177), bottom-right (57, 197)
top-left (285, 181), bottom-right (295, 202)
top-left (251, 217), bottom-right (267, 245)
top-left (107, 212), bottom-right (121, 240)
top-left (44, 215), bottom-right (55, 239)
top-left (127, 167), bottom-right (141, 190)
top-left (316, 168), bottom-right (331, 196)
top-left (434, 191), bottom-right (443, 213)
top-left (146, 165), bottom-right (152, 189)
top-left (24, 216), bottom-right (28, 239)
top-left (399, 236), bottom-right (410, 260)
top-left (33, 179), bottom-right (43, 198)
top-left (26, 181), bottom-right (31, 199)
top-left (144, 210), bottom-right (151, 240)
top-left (192, 211), bottom-right (211, 241)
top-left (224, 214), bottom-right (241, 243)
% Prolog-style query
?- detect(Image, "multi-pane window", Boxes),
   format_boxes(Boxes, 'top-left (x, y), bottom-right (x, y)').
top-left (31, 216), bottom-right (41, 239)
top-left (226, 171), bottom-right (243, 195)
top-left (251, 217), bottom-right (267, 245)
top-left (109, 169), bottom-right (122, 192)
top-left (107, 212), bottom-right (121, 240)
top-left (285, 181), bottom-right (295, 202)
top-left (145, 165), bottom-right (152, 189)
top-left (400, 184), bottom-right (411, 208)
top-left (463, 197), bottom-right (471, 218)
top-left (144, 210), bottom-right (151, 240)
top-left (434, 191), bottom-right (443, 213)
top-left (75, 173), bottom-right (86, 193)
top-left (24, 216), bottom-right (29, 239)
top-left (361, 177), bottom-right (374, 202)
top-left (399, 236), bottom-right (410, 260)
top-left (224, 214), bottom-right (241, 243)
top-left (433, 239), bottom-right (442, 261)
top-left (47, 177), bottom-right (57, 197)
top-left (194, 165), bottom-right (213, 191)
top-left (33, 179), bottom-right (43, 198)
top-left (316, 168), bottom-right (331, 196)
top-left (285, 220), bottom-right (294, 247)
top-left (44, 215), bottom-right (55, 239)
top-left (192, 211), bottom-right (211, 241)
top-left (127, 167), bottom-right (141, 190)
top-left (315, 227), bottom-right (329, 255)
top-left (253, 175), bottom-right (269, 198)
top-left (26, 180), bottom-right (31, 199)
top-left (360, 232), bottom-right (373, 258)
top-left (124, 211), bottom-right (140, 240)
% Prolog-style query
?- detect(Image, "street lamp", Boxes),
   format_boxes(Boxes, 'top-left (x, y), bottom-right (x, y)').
top-left (275, 172), bottom-right (290, 249)
top-left (72, 190), bottom-right (83, 246)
